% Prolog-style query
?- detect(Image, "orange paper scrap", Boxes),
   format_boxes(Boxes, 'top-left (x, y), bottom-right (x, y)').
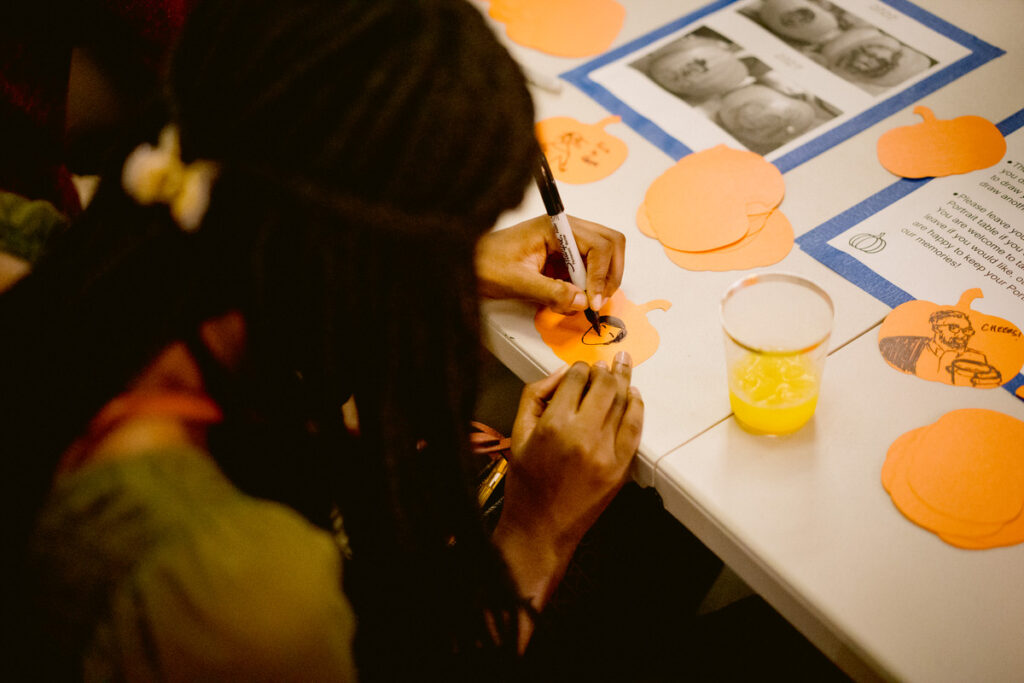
top-left (877, 106), bottom-right (1007, 178)
top-left (488, 0), bottom-right (625, 58)
top-left (534, 290), bottom-right (670, 366)
top-left (882, 409), bottom-right (1024, 549)
top-left (536, 116), bottom-right (628, 185)
top-left (877, 288), bottom-right (1024, 388)
top-left (637, 145), bottom-right (793, 271)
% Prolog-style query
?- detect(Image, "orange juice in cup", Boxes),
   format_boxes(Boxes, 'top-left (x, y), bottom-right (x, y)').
top-left (721, 273), bottom-right (833, 435)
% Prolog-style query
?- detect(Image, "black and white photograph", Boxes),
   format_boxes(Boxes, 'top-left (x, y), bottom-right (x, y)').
top-left (737, 0), bottom-right (937, 94)
top-left (572, 0), bottom-right (971, 165)
top-left (630, 27), bottom-right (840, 155)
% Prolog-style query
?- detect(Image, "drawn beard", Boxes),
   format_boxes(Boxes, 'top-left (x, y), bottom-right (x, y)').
top-left (938, 330), bottom-right (969, 351)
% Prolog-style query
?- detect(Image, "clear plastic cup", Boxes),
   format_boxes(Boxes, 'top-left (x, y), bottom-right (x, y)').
top-left (720, 273), bottom-right (834, 435)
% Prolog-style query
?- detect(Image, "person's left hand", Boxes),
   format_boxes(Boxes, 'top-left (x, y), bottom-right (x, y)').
top-left (475, 215), bottom-right (625, 314)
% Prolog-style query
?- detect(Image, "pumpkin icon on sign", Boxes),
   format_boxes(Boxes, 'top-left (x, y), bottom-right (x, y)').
top-left (849, 231), bottom-right (886, 254)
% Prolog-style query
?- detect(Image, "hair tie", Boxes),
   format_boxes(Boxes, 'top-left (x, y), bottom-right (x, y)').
top-left (121, 125), bottom-right (220, 233)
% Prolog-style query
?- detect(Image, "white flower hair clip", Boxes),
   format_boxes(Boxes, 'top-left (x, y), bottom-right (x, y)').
top-left (121, 125), bottom-right (220, 233)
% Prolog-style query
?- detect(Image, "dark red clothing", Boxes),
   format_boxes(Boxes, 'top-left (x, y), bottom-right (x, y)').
top-left (0, 1), bottom-right (195, 215)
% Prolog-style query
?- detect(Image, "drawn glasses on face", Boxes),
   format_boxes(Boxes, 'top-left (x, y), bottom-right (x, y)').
top-left (934, 321), bottom-right (974, 336)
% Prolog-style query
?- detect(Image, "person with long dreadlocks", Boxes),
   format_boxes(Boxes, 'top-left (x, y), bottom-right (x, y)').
top-left (0, 0), bottom-right (642, 680)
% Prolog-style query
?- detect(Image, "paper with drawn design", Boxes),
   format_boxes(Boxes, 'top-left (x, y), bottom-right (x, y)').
top-left (822, 123), bottom-right (1024, 323)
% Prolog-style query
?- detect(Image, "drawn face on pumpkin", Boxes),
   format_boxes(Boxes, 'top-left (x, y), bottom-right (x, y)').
top-left (877, 288), bottom-right (1024, 389)
top-left (836, 43), bottom-right (902, 79)
top-left (717, 84), bottom-right (817, 150)
top-left (534, 291), bottom-right (670, 366)
top-left (779, 8), bottom-right (815, 28)
top-left (581, 316), bottom-right (627, 345)
top-left (931, 311), bottom-right (974, 351)
top-left (822, 28), bottom-right (930, 87)
top-left (759, 0), bottom-right (840, 43)
top-left (647, 40), bottom-right (748, 98)
top-left (536, 115), bottom-right (629, 185)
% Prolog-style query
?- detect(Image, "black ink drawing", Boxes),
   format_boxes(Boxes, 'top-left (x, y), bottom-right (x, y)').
top-left (581, 315), bottom-right (627, 345)
top-left (849, 231), bottom-right (886, 253)
top-left (879, 308), bottom-right (1001, 386)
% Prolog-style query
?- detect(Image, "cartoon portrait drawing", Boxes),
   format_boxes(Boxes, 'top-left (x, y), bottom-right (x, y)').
top-left (877, 289), bottom-right (1024, 389)
top-left (880, 309), bottom-right (999, 386)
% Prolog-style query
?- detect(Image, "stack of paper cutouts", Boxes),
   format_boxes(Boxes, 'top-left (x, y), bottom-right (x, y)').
top-left (877, 106), bottom-right (1006, 178)
top-left (882, 409), bottom-right (1024, 549)
top-left (485, 0), bottom-right (625, 58)
top-left (877, 288), bottom-right (1024, 388)
top-left (536, 115), bottom-right (628, 184)
top-left (636, 145), bottom-right (794, 271)
top-left (535, 291), bottom-right (670, 366)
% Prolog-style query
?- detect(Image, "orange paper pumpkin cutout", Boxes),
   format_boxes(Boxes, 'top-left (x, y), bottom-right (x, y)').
top-left (877, 288), bottom-right (1024, 388)
top-left (909, 414), bottom-right (1024, 524)
top-left (882, 427), bottom-right (1005, 538)
top-left (637, 145), bottom-right (793, 271)
top-left (1017, 386), bottom-right (1024, 401)
top-left (642, 145), bottom-right (784, 252)
top-left (877, 106), bottom-right (1006, 178)
top-left (882, 409), bottom-right (1024, 549)
top-left (534, 290), bottom-right (670, 366)
top-left (638, 208), bottom-right (794, 272)
top-left (488, 0), bottom-right (625, 58)
top-left (536, 116), bottom-right (628, 184)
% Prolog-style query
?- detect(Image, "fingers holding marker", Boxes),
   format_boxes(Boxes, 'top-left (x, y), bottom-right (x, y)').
top-left (568, 215), bottom-right (626, 308)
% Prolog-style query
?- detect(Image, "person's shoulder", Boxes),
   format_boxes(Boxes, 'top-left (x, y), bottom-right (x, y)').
top-left (879, 335), bottom-right (930, 371)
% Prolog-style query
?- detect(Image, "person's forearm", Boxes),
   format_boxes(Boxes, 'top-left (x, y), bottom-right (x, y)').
top-left (491, 517), bottom-right (578, 653)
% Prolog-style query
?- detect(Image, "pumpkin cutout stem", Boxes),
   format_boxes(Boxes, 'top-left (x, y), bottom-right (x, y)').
top-left (957, 287), bottom-right (983, 309)
top-left (912, 105), bottom-right (938, 124)
top-left (637, 299), bottom-right (672, 315)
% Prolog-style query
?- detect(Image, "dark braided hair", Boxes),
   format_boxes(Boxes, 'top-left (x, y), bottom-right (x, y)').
top-left (1, 0), bottom-right (537, 678)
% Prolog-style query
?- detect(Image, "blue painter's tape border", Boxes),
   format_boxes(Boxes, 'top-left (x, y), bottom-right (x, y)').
top-left (796, 108), bottom-right (1024, 400)
top-left (561, 0), bottom-right (1004, 173)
